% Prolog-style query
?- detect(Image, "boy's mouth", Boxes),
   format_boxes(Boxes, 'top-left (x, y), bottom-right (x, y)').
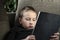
top-left (29, 26), bottom-right (33, 28)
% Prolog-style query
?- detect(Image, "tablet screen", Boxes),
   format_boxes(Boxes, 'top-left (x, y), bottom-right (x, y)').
top-left (33, 12), bottom-right (60, 40)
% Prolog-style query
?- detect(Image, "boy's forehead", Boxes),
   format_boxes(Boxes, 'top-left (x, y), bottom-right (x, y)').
top-left (23, 11), bottom-right (37, 17)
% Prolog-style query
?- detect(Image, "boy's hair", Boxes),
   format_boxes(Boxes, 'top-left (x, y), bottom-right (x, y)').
top-left (18, 6), bottom-right (37, 18)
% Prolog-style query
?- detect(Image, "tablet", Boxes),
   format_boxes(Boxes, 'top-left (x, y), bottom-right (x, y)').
top-left (33, 12), bottom-right (60, 40)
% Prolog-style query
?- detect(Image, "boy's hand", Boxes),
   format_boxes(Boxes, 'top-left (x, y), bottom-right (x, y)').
top-left (22, 35), bottom-right (36, 40)
top-left (50, 32), bottom-right (59, 40)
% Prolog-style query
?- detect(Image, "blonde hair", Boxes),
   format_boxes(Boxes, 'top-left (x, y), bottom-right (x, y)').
top-left (18, 6), bottom-right (37, 18)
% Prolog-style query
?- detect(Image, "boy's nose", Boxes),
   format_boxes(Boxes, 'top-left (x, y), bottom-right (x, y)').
top-left (29, 21), bottom-right (33, 25)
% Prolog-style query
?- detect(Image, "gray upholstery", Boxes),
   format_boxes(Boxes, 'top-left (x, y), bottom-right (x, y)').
top-left (7, 13), bottom-right (16, 28)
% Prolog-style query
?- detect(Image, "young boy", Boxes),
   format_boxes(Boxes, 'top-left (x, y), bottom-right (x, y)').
top-left (3, 6), bottom-right (59, 40)
top-left (3, 6), bottom-right (37, 40)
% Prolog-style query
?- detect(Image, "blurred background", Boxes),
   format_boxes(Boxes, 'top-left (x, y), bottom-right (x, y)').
top-left (0, 0), bottom-right (60, 40)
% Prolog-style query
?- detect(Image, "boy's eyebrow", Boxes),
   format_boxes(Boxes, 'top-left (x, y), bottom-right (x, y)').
top-left (25, 17), bottom-right (37, 19)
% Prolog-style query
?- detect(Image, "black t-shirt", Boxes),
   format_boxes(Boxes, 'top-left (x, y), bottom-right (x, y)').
top-left (3, 24), bottom-right (33, 40)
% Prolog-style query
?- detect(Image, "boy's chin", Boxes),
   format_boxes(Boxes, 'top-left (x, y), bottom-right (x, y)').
top-left (27, 28), bottom-right (34, 30)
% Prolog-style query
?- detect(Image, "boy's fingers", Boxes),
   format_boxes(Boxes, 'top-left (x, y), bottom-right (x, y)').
top-left (50, 32), bottom-right (59, 37)
top-left (50, 32), bottom-right (59, 40)
top-left (26, 35), bottom-right (35, 40)
top-left (54, 32), bottom-right (60, 36)
top-left (51, 34), bottom-right (57, 37)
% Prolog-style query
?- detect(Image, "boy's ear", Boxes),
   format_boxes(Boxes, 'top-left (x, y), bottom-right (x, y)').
top-left (19, 18), bottom-right (22, 24)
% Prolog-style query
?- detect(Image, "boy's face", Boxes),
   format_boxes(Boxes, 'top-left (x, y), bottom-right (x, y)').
top-left (19, 10), bottom-right (37, 30)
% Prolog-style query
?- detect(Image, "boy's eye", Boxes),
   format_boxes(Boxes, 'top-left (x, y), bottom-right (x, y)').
top-left (25, 18), bottom-right (36, 21)
top-left (33, 18), bottom-right (36, 21)
top-left (25, 18), bottom-right (30, 21)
